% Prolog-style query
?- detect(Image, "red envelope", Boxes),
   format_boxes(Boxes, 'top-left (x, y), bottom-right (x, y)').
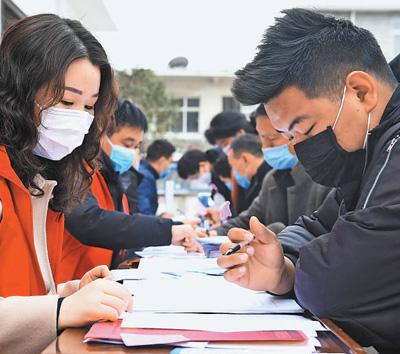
top-left (85, 320), bottom-right (308, 343)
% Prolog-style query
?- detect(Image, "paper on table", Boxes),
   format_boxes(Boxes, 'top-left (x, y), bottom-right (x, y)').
top-left (138, 257), bottom-right (224, 276)
top-left (124, 275), bottom-right (303, 314)
top-left (196, 236), bottom-right (230, 245)
top-left (120, 333), bottom-right (188, 346)
top-left (111, 269), bottom-right (148, 281)
top-left (170, 348), bottom-right (314, 354)
top-left (202, 339), bottom-right (317, 353)
top-left (136, 245), bottom-right (205, 259)
top-left (121, 313), bottom-right (325, 333)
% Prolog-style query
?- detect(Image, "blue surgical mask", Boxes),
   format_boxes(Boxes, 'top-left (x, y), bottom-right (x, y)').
top-left (109, 145), bottom-right (135, 174)
top-left (225, 182), bottom-right (233, 191)
top-left (160, 163), bottom-right (176, 179)
top-left (262, 145), bottom-right (299, 170)
top-left (233, 169), bottom-right (250, 189)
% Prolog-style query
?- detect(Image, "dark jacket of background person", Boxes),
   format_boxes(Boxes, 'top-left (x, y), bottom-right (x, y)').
top-left (120, 167), bottom-right (144, 214)
top-left (242, 160), bottom-right (271, 211)
top-left (137, 159), bottom-right (159, 215)
top-left (277, 87), bottom-right (400, 353)
top-left (65, 154), bottom-right (173, 255)
top-left (216, 164), bottom-right (329, 235)
top-left (207, 148), bottom-right (233, 204)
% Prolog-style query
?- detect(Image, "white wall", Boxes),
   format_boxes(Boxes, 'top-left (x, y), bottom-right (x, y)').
top-left (159, 75), bottom-right (234, 141)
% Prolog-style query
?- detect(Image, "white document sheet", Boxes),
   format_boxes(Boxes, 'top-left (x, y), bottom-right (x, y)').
top-left (170, 347), bottom-right (314, 354)
top-left (136, 245), bottom-right (205, 259)
top-left (111, 269), bottom-right (148, 281)
top-left (196, 236), bottom-right (230, 245)
top-left (124, 274), bottom-right (303, 314)
top-left (121, 312), bottom-right (325, 333)
top-left (138, 257), bottom-right (224, 276)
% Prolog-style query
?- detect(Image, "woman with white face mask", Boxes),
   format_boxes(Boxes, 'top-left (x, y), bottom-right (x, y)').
top-left (0, 14), bottom-right (132, 354)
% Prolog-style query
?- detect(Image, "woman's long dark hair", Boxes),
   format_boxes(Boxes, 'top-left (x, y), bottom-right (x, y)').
top-left (0, 14), bottom-right (118, 212)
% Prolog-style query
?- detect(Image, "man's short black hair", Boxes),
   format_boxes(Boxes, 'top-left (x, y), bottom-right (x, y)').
top-left (205, 111), bottom-right (256, 144)
top-left (390, 53), bottom-right (400, 82)
top-left (177, 149), bottom-right (207, 179)
top-left (232, 8), bottom-right (397, 106)
top-left (255, 104), bottom-right (267, 117)
top-left (231, 134), bottom-right (263, 158)
top-left (213, 156), bottom-right (231, 179)
top-left (146, 139), bottom-right (175, 162)
top-left (111, 100), bottom-right (148, 134)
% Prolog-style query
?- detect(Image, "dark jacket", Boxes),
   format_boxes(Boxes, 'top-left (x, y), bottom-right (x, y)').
top-left (65, 154), bottom-right (173, 251)
top-left (216, 165), bottom-right (329, 235)
top-left (278, 86), bottom-right (400, 353)
top-left (211, 172), bottom-right (232, 204)
top-left (120, 167), bottom-right (144, 214)
top-left (244, 160), bottom-right (271, 208)
top-left (235, 161), bottom-right (272, 214)
top-left (137, 159), bottom-right (159, 215)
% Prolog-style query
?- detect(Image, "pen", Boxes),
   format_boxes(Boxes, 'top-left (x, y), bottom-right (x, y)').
top-left (224, 235), bottom-right (255, 255)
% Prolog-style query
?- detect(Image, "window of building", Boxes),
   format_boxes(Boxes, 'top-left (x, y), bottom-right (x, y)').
top-left (393, 17), bottom-right (400, 54)
top-left (222, 96), bottom-right (240, 112)
top-left (171, 97), bottom-right (200, 133)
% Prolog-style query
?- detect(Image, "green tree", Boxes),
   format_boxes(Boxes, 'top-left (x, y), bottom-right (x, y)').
top-left (116, 69), bottom-right (179, 135)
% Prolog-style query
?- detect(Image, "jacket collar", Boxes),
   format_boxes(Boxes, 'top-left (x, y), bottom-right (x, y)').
top-left (141, 159), bottom-right (160, 179)
top-left (250, 160), bottom-right (271, 185)
top-left (369, 84), bottom-right (400, 148)
top-left (0, 146), bottom-right (28, 191)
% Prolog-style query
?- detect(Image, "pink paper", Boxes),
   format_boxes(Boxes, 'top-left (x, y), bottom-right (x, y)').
top-left (219, 201), bottom-right (232, 222)
top-left (120, 333), bottom-right (189, 346)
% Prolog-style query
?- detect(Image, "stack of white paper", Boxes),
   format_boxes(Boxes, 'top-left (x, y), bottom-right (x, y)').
top-left (138, 257), bottom-right (224, 276)
top-left (121, 313), bottom-right (325, 336)
top-left (124, 274), bottom-right (303, 314)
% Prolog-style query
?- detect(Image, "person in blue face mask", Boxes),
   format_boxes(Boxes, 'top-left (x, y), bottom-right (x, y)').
top-left (137, 139), bottom-right (176, 215)
top-left (203, 104), bottom-right (329, 238)
top-left (109, 100), bottom-right (147, 213)
top-left (228, 134), bottom-right (272, 212)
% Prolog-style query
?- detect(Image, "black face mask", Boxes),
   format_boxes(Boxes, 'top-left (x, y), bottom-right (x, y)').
top-left (294, 127), bottom-right (365, 187)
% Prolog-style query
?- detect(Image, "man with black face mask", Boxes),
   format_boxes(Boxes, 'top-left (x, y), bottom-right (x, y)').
top-left (217, 9), bottom-right (400, 354)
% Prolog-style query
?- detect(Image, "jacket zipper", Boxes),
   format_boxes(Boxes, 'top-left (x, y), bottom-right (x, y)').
top-left (362, 134), bottom-right (400, 209)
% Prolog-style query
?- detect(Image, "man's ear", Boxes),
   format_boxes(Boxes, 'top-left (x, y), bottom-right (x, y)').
top-left (346, 71), bottom-right (379, 113)
top-left (241, 152), bottom-right (250, 164)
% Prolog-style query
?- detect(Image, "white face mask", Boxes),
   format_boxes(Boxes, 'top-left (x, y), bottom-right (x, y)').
top-left (33, 107), bottom-right (94, 161)
top-left (197, 171), bottom-right (212, 185)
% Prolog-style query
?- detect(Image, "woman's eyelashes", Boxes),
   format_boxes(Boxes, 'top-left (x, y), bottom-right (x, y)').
top-left (60, 100), bottom-right (95, 111)
top-left (61, 100), bottom-right (73, 106)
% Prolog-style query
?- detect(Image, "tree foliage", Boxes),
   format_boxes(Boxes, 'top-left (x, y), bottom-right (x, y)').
top-left (116, 69), bottom-right (179, 135)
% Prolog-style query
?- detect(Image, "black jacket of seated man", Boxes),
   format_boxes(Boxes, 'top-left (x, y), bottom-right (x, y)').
top-left (119, 167), bottom-right (144, 214)
top-left (65, 153), bottom-right (173, 261)
top-left (245, 160), bottom-right (271, 208)
top-left (278, 86), bottom-right (400, 353)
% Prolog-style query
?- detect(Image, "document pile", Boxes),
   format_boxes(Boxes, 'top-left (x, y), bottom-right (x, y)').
top-left (85, 245), bottom-right (329, 353)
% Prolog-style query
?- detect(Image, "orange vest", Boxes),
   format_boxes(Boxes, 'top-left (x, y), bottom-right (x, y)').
top-left (0, 146), bottom-right (64, 296)
top-left (59, 169), bottom-right (129, 282)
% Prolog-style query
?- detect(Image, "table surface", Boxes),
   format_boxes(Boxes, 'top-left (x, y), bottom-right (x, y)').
top-left (42, 318), bottom-right (366, 354)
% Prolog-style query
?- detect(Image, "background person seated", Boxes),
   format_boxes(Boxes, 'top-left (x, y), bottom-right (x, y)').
top-left (137, 139), bottom-right (175, 215)
top-left (109, 99), bottom-right (147, 214)
top-left (205, 111), bottom-right (257, 213)
top-left (207, 105), bottom-right (330, 236)
top-left (62, 136), bottom-right (200, 282)
top-left (177, 149), bottom-right (232, 206)
top-left (228, 134), bottom-right (271, 211)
